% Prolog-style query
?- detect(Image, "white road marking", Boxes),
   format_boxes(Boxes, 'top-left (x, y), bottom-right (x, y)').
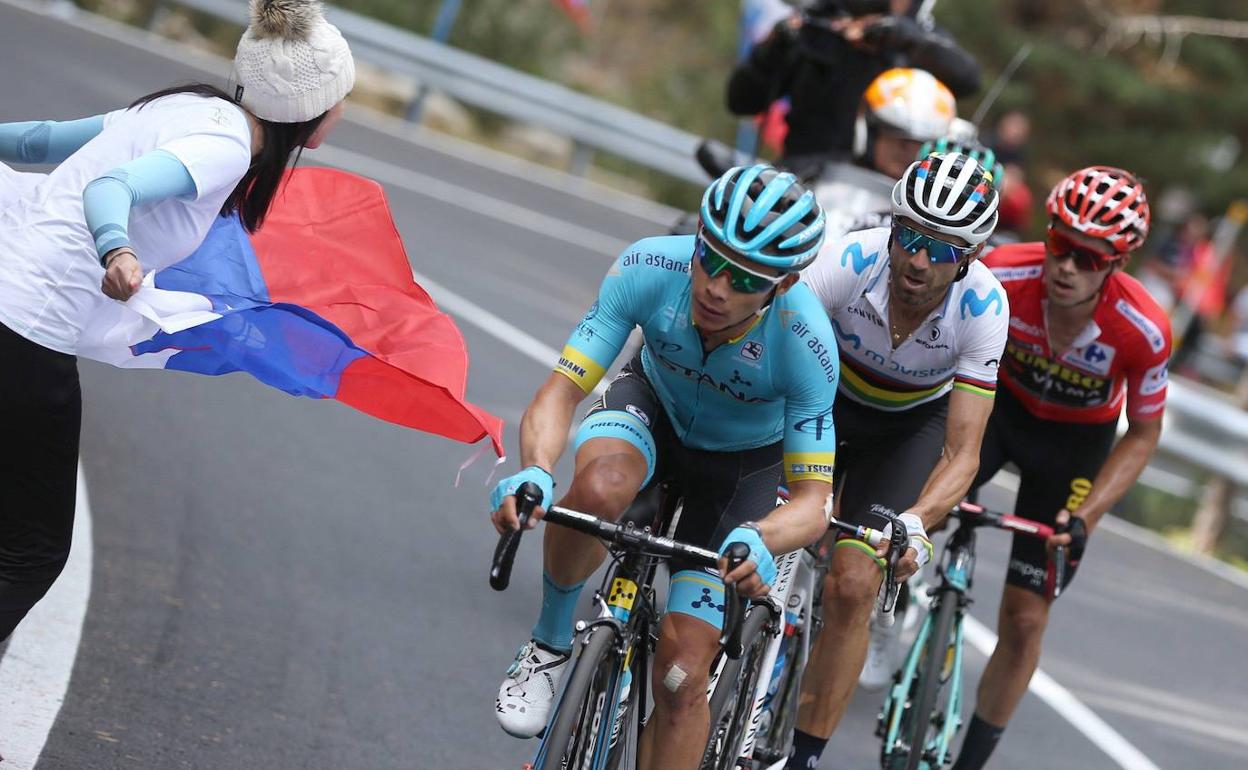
top-left (0, 464), bottom-right (93, 770)
top-left (313, 144), bottom-right (627, 257)
top-left (414, 271), bottom-right (608, 399)
top-left (958, 616), bottom-right (1162, 770)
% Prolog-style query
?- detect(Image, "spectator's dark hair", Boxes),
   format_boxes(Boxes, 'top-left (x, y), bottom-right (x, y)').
top-left (130, 83), bottom-right (328, 232)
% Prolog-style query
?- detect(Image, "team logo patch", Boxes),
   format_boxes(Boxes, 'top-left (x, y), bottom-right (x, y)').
top-left (960, 288), bottom-right (1003, 319)
top-left (792, 411), bottom-right (835, 440)
top-left (625, 404), bottom-right (651, 427)
top-left (1062, 341), bottom-right (1116, 377)
top-left (840, 242), bottom-right (879, 275)
top-left (1009, 316), bottom-right (1046, 338)
top-left (1115, 299), bottom-right (1166, 354)
top-left (1140, 361), bottom-right (1168, 396)
top-left (991, 265), bottom-right (1043, 282)
top-left (831, 318), bottom-right (862, 350)
top-left (741, 340), bottom-right (765, 361)
top-left (690, 588), bottom-right (724, 612)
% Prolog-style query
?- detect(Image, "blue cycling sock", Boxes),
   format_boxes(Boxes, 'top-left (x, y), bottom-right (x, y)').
top-left (787, 728), bottom-right (828, 769)
top-left (531, 572), bottom-right (585, 654)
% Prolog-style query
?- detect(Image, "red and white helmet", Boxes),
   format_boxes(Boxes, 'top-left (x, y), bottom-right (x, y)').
top-left (1046, 166), bottom-right (1151, 254)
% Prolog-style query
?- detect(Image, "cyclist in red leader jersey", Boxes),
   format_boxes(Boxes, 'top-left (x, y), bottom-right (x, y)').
top-left (951, 167), bottom-right (1170, 770)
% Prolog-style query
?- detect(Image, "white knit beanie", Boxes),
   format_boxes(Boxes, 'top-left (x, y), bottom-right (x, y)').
top-left (231, 0), bottom-right (355, 123)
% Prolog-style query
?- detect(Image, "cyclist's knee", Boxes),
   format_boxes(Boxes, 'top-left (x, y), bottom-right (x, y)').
top-left (563, 455), bottom-right (644, 521)
top-left (997, 595), bottom-right (1049, 645)
top-left (652, 656), bottom-right (708, 716)
top-left (827, 553), bottom-right (881, 608)
top-left (652, 614), bottom-right (717, 713)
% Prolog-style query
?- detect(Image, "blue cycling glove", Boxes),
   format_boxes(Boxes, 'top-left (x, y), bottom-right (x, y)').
top-left (490, 465), bottom-right (555, 512)
top-left (719, 524), bottom-right (776, 588)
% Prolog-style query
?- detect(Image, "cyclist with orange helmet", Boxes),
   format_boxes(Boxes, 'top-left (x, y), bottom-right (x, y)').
top-left (854, 67), bottom-right (957, 180)
top-left (952, 167), bottom-right (1170, 768)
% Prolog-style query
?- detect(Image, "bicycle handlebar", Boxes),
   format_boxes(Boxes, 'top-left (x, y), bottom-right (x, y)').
top-left (719, 542), bottom-right (751, 660)
top-left (950, 501), bottom-right (1068, 600)
top-left (489, 482), bottom-right (542, 591)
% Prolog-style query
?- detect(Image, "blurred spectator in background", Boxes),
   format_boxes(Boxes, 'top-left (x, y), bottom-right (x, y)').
top-left (1224, 283), bottom-right (1248, 367)
top-left (1139, 213), bottom-right (1231, 374)
top-left (727, 0), bottom-right (979, 169)
top-left (983, 110), bottom-right (1033, 236)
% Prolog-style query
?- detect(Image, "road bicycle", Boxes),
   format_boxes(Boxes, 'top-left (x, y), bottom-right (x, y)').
top-left (490, 481), bottom-right (754, 770)
top-left (876, 501), bottom-right (1068, 770)
top-left (699, 510), bottom-right (910, 770)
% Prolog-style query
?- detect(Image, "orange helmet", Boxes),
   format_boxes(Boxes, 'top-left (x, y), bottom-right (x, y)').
top-left (861, 68), bottom-right (956, 141)
top-left (1046, 166), bottom-right (1151, 254)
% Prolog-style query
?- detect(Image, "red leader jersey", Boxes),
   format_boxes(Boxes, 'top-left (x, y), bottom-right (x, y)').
top-left (983, 243), bottom-right (1172, 425)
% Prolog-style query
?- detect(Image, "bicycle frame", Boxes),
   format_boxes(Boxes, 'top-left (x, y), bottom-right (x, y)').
top-left (877, 503), bottom-right (1062, 769)
top-left (878, 523), bottom-right (976, 768)
top-left (715, 518), bottom-right (901, 769)
top-left (705, 544), bottom-right (812, 767)
top-left (523, 489), bottom-right (685, 770)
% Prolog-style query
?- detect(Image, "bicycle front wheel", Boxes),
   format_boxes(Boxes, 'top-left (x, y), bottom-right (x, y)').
top-left (900, 590), bottom-right (959, 770)
top-left (538, 624), bottom-right (623, 770)
top-left (700, 604), bottom-right (772, 770)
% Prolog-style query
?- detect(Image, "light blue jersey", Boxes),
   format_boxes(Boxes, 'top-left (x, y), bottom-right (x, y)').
top-left (555, 235), bottom-right (839, 484)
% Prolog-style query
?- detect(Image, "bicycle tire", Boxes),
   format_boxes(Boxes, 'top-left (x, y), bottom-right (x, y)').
top-left (900, 589), bottom-right (959, 770)
top-left (700, 605), bottom-right (772, 770)
top-left (539, 624), bottom-right (621, 770)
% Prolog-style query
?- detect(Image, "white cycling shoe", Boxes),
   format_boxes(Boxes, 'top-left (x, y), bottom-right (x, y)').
top-left (496, 640), bottom-right (571, 738)
top-left (859, 610), bottom-right (904, 691)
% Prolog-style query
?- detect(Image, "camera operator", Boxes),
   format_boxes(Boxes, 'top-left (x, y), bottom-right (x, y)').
top-left (727, 0), bottom-right (980, 167)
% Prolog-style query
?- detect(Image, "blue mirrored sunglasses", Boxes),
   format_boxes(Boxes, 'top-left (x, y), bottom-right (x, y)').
top-left (891, 221), bottom-right (976, 264)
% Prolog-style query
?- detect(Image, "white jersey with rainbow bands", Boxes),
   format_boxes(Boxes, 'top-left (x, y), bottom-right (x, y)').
top-left (802, 227), bottom-right (1008, 411)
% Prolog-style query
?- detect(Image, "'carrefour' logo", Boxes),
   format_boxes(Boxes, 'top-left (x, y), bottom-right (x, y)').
top-left (960, 289), bottom-right (1003, 319)
top-left (840, 242), bottom-right (878, 275)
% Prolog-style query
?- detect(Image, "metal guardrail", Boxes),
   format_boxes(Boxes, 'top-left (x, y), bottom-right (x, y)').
top-left (141, 0), bottom-right (1248, 492)
top-left (150, 0), bottom-right (707, 184)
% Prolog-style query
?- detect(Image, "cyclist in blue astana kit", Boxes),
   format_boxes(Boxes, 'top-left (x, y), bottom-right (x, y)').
top-left (784, 152), bottom-right (1007, 770)
top-left (488, 165), bottom-right (839, 769)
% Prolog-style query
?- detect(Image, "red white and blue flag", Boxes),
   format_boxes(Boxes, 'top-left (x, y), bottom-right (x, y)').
top-left (76, 167), bottom-right (504, 456)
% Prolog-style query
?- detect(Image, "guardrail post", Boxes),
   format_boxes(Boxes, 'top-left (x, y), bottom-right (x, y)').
top-left (1190, 367), bottom-right (1248, 553)
top-left (405, 85), bottom-right (430, 125)
top-left (569, 141), bottom-right (593, 178)
top-left (143, 0), bottom-right (170, 31)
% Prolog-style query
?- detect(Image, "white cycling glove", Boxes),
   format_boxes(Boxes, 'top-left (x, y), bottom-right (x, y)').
top-left (897, 512), bottom-right (933, 570)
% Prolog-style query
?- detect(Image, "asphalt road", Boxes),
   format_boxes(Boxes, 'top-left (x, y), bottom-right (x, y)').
top-left (1, 2), bottom-right (1246, 768)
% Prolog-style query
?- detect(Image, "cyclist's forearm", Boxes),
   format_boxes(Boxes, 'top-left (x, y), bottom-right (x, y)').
top-left (518, 374), bottom-right (585, 473)
top-left (756, 481), bottom-right (832, 554)
top-left (1076, 419), bottom-right (1161, 530)
top-left (909, 450), bottom-right (979, 529)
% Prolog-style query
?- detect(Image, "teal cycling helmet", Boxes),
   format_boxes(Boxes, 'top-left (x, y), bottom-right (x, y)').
top-left (918, 137), bottom-right (1005, 189)
top-left (699, 164), bottom-right (826, 272)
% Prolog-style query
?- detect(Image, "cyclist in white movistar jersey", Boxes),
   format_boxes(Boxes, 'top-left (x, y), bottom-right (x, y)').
top-left (784, 151), bottom-right (1007, 769)
top-left (852, 135), bottom-right (1007, 688)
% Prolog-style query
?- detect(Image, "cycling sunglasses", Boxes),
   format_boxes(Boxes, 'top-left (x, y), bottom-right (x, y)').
top-left (1045, 227), bottom-right (1122, 272)
top-left (695, 235), bottom-right (785, 294)
top-left (891, 220), bottom-right (976, 264)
